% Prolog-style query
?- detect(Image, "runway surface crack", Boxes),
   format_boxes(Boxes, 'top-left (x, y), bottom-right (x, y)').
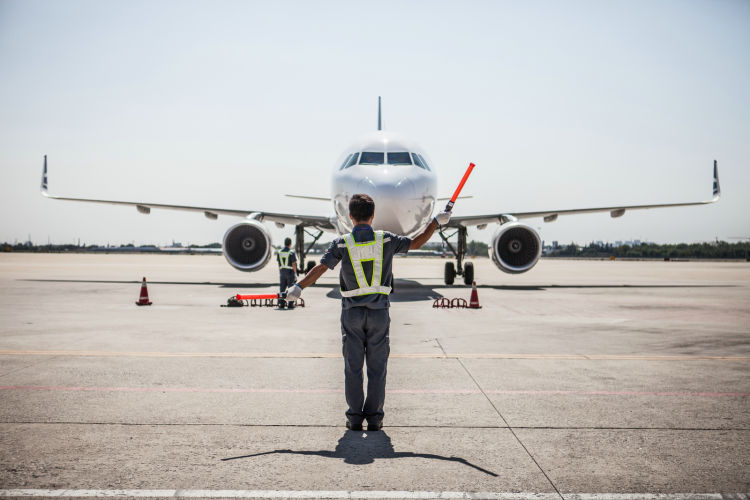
top-left (0, 355), bottom-right (61, 380)
top-left (456, 357), bottom-right (565, 500)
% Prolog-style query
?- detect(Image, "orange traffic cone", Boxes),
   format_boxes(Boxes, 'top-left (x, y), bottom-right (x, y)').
top-left (135, 277), bottom-right (152, 306)
top-left (468, 281), bottom-right (481, 309)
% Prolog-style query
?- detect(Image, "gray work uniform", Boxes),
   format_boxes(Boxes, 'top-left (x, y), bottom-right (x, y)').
top-left (277, 247), bottom-right (297, 307)
top-left (320, 224), bottom-right (411, 425)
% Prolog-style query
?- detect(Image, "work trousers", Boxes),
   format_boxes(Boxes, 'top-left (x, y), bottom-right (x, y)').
top-left (340, 307), bottom-right (390, 425)
top-left (278, 269), bottom-right (296, 307)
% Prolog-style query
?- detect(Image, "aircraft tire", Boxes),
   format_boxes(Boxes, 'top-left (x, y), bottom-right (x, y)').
top-left (463, 262), bottom-right (474, 285)
top-left (305, 261), bottom-right (316, 274)
top-left (444, 262), bottom-right (455, 285)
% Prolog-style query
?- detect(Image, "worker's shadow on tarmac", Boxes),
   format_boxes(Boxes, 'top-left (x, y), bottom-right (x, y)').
top-left (326, 279), bottom-right (443, 302)
top-left (221, 430), bottom-right (497, 476)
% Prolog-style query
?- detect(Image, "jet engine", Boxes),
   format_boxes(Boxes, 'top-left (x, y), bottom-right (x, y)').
top-left (222, 219), bottom-right (273, 272)
top-left (490, 222), bottom-right (542, 274)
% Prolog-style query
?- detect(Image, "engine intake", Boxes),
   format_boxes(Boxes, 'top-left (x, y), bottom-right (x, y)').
top-left (490, 222), bottom-right (542, 274)
top-left (222, 220), bottom-right (272, 272)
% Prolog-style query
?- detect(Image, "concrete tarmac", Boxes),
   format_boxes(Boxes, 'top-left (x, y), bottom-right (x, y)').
top-left (0, 253), bottom-right (748, 498)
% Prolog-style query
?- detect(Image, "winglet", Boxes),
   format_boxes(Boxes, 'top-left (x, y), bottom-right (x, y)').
top-left (712, 159), bottom-right (721, 201)
top-left (377, 96), bottom-right (382, 131)
top-left (41, 155), bottom-right (48, 195)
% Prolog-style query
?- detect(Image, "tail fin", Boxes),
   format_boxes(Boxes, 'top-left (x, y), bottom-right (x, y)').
top-left (377, 96), bottom-right (382, 131)
top-left (41, 155), bottom-right (48, 193)
top-left (712, 159), bottom-right (721, 200)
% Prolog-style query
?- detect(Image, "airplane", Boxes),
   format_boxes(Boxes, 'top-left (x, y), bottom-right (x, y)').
top-left (41, 97), bottom-right (721, 286)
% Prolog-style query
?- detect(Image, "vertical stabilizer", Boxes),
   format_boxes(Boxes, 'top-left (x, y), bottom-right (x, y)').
top-left (41, 155), bottom-right (48, 192)
top-left (377, 96), bottom-right (382, 131)
top-left (713, 159), bottom-right (721, 199)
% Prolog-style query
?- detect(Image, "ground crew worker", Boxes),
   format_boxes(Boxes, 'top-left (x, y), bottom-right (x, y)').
top-left (285, 193), bottom-right (451, 431)
top-left (277, 237), bottom-right (297, 309)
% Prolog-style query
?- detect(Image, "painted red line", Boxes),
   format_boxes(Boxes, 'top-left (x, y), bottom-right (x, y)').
top-left (0, 386), bottom-right (341, 394)
top-left (0, 386), bottom-right (748, 397)
top-left (485, 389), bottom-right (750, 397)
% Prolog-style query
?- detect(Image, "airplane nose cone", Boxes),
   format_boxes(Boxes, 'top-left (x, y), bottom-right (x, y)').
top-left (357, 175), bottom-right (419, 235)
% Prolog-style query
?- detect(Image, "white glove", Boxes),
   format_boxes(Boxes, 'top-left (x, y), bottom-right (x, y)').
top-left (285, 283), bottom-right (303, 301)
top-left (434, 211), bottom-right (451, 226)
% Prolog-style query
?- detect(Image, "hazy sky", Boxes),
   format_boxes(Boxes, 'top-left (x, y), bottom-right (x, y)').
top-left (1, 0), bottom-right (748, 247)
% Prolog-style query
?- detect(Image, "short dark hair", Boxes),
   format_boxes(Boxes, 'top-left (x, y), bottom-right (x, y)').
top-left (284, 237), bottom-right (292, 247)
top-left (349, 194), bottom-right (375, 222)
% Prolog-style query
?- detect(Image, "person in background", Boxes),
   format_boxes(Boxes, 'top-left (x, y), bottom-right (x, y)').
top-left (277, 237), bottom-right (297, 309)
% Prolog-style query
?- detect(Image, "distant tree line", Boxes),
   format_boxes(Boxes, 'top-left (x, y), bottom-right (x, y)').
top-left (4, 240), bottom-right (748, 260)
top-left (1, 242), bottom-right (220, 253)
top-left (547, 241), bottom-right (750, 260)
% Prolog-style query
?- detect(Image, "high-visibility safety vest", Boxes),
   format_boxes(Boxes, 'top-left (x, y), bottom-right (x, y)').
top-left (340, 230), bottom-right (391, 297)
top-left (278, 249), bottom-right (293, 270)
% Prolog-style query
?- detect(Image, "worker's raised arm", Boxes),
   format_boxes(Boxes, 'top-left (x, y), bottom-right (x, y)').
top-left (296, 263), bottom-right (329, 289)
top-left (410, 211), bottom-right (451, 250)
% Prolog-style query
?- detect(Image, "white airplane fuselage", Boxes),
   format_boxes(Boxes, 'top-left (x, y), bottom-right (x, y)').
top-left (330, 130), bottom-right (437, 238)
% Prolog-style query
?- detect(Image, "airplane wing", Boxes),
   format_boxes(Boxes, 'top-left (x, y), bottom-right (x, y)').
top-left (448, 160), bottom-right (721, 228)
top-left (40, 156), bottom-right (337, 231)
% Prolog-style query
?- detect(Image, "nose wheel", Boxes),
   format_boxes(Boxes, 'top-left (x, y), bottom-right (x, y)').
top-left (439, 226), bottom-right (474, 285)
top-left (294, 225), bottom-right (324, 276)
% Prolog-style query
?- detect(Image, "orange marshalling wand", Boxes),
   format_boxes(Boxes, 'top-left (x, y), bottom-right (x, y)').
top-left (445, 162), bottom-right (476, 212)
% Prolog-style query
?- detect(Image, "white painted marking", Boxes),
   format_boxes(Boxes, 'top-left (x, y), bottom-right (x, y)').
top-left (0, 491), bottom-right (746, 499)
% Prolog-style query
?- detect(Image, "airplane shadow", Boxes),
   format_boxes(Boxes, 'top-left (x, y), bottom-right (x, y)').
top-left (326, 279), bottom-right (443, 302)
top-left (473, 283), bottom-right (738, 291)
top-left (221, 429), bottom-right (497, 476)
top-left (24, 279), bottom-right (280, 288)
top-left (25, 279), bottom-right (734, 295)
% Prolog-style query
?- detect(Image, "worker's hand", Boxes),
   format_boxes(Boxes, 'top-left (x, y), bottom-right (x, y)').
top-left (285, 283), bottom-right (303, 301)
top-left (434, 211), bottom-right (451, 227)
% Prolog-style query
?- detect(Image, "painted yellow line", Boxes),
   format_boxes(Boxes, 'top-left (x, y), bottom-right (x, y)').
top-left (0, 350), bottom-right (748, 361)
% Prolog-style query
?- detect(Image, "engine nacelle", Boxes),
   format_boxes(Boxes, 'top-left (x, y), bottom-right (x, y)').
top-left (490, 222), bottom-right (542, 274)
top-left (222, 219), bottom-right (273, 272)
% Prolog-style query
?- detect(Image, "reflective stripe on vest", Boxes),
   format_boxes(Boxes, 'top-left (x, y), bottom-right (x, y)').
top-left (340, 230), bottom-right (391, 297)
top-left (278, 249), bottom-right (293, 270)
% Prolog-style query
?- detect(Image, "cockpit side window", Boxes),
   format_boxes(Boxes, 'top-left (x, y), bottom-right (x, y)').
top-left (339, 153), bottom-right (353, 171)
top-left (411, 153), bottom-right (431, 171)
top-left (387, 152), bottom-right (412, 165)
top-left (344, 152), bottom-right (359, 169)
top-left (359, 152), bottom-right (385, 165)
top-left (339, 153), bottom-right (361, 170)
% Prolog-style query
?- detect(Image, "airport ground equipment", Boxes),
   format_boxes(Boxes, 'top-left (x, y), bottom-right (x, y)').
top-left (468, 281), bottom-right (481, 309)
top-left (221, 293), bottom-right (304, 308)
top-left (432, 281), bottom-right (481, 309)
top-left (432, 297), bottom-right (468, 308)
top-left (437, 163), bottom-right (477, 286)
top-left (135, 277), bottom-right (152, 306)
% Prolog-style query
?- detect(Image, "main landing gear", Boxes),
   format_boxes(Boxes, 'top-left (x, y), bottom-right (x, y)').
top-left (438, 225), bottom-right (474, 286)
top-left (294, 224), bottom-right (324, 276)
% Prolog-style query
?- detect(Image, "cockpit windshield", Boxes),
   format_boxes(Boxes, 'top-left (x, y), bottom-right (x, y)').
top-left (359, 152), bottom-right (385, 165)
top-left (387, 152), bottom-right (412, 165)
top-left (346, 151), bottom-right (426, 168)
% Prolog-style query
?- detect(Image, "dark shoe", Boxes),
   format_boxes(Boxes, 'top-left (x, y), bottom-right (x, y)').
top-left (346, 421), bottom-right (363, 431)
top-left (366, 421), bottom-right (382, 431)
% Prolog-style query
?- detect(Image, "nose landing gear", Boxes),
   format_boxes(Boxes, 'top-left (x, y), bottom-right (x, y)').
top-left (439, 226), bottom-right (474, 285)
top-left (294, 225), bottom-right (324, 276)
